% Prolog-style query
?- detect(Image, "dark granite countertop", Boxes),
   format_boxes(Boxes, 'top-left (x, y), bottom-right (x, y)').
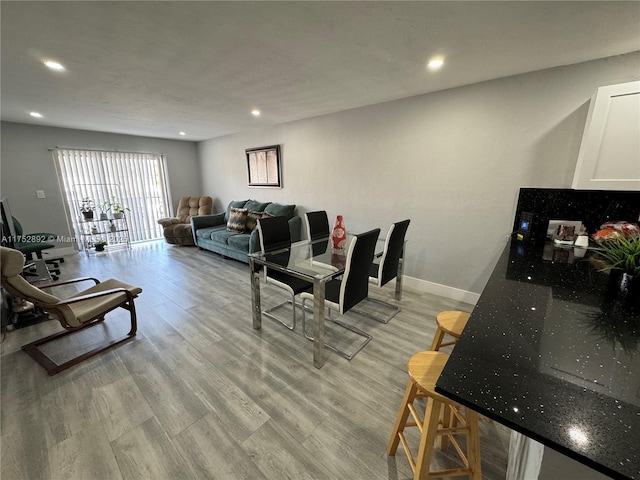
top-left (435, 239), bottom-right (640, 480)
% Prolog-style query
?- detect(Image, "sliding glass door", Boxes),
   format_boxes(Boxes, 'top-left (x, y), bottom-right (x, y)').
top-left (54, 148), bottom-right (171, 246)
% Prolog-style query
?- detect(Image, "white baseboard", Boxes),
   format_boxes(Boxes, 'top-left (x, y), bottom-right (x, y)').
top-left (42, 247), bottom-right (78, 257)
top-left (403, 275), bottom-right (480, 305)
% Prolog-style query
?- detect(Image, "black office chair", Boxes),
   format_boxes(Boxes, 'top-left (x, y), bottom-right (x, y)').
top-left (257, 216), bottom-right (313, 330)
top-left (300, 228), bottom-right (380, 360)
top-left (356, 219), bottom-right (410, 323)
top-left (12, 217), bottom-right (63, 279)
top-left (304, 210), bottom-right (330, 241)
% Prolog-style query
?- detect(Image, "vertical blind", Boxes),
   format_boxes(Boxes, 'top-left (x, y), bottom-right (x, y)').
top-left (53, 148), bottom-right (171, 244)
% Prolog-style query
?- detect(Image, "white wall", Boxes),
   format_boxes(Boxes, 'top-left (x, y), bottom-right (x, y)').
top-left (198, 52), bottom-right (640, 298)
top-left (0, 122), bottom-right (201, 250)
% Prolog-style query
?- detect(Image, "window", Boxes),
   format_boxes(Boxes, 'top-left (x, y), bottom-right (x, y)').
top-left (54, 148), bottom-right (171, 245)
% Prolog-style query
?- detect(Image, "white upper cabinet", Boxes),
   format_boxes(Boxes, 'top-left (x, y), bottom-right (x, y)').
top-left (572, 81), bottom-right (640, 190)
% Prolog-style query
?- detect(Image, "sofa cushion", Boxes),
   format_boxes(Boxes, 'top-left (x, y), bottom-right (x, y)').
top-left (210, 229), bottom-right (239, 245)
top-left (264, 203), bottom-right (295, 219)
top-left (225, 200), bottom-right (249, 221)
top-left (195, 225), bottom-right (226, 240)
top-left (227, 207), bottom-right (248, 233)
top-left (227, 233), bottom-right (251, 251)
top-left (244, 200), bottom-right (270, 213)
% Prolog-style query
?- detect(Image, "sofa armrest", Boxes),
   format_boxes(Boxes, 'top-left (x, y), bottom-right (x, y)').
top-left (191, 213), bottom-right (225, 231)
top-left (157, 217), bottom-right (182, 227)
top-left (249, 229), bottom-right (261, 254)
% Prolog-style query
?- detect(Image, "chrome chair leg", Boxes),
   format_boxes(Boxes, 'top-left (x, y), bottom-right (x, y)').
top-left (352, 297), bottom-right (400, 324)
top-left (300, 297), bottom-right (372, 360)
top-left (262, 294), bottom-right (297, 330)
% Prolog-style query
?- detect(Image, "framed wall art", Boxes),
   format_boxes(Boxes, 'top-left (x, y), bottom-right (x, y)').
top-left (246, 145), bottom-right (281, 188)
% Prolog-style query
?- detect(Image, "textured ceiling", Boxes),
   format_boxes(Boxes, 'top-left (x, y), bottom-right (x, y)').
top-left (2, 1), bottom-right (640, 141)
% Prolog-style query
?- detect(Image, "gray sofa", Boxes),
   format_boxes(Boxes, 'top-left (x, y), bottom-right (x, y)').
top-left (191, 199), bottom-right (301, 263)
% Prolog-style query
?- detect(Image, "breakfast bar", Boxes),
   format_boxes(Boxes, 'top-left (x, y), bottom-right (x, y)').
top-left (435, 238), bottom-right (639, 479)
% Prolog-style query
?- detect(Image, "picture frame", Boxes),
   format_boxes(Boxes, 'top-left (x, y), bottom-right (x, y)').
top-left (246, 145), bottom-right (281, 188)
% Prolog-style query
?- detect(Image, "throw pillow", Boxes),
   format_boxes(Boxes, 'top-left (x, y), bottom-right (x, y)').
top-left (227, 207), bottom-right (248, 233)
top-left (261, 211), bottom-right (275, 219)
top-left (245, 210), bottom-right (263, 232)
top-left (264, 202), bottom-right (295, 219)
top-left (244, 200), bottom-right (270, 213)
top-left (225, 200), bottom-right (249, 222)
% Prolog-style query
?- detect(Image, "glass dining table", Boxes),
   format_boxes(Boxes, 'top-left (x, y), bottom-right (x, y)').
top-left (249, 234), bottom-right (404, 368)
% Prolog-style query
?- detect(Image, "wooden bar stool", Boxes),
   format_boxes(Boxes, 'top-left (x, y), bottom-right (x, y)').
top-left (387, 351), bottom-right (481, 480)
top-left (430, 310), bottom-right (470, 351)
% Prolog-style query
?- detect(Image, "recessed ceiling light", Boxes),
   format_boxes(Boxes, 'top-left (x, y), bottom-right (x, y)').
top-left (251, 109), bottom-right (261, 117)
top-left (30, 112), bottom-right (43, 118)
top-left (44, 61), bottom-right (65, 71)
top-left (178, 131), bottom-right (186, 136)
top-left (427, 57), bottom-right (445, 70)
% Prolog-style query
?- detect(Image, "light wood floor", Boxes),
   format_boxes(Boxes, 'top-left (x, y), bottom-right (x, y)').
top-left (1, 241), bottom-right (510, 480)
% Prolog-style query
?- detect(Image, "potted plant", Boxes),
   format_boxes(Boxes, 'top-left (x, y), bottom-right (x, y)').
top-left (93, 240), bottom-right (108, 252)
top-left (591, 223), bottom-right (640, 298)
top-left (109, 196), bottom-right (130, 219)
top-left (80, 197), bottom-right (95, 220)
top-left (98, 200), bottom-right (112, 220)
top-left (594, 237), bottom-right (640, 275)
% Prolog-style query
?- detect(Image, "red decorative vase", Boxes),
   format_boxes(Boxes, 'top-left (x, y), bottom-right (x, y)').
top-left (331, 215), bottom-right (347, 250)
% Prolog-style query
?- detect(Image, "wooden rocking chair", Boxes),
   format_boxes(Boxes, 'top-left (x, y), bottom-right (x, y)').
top-left (0, 246), bottom-right (141, 375)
